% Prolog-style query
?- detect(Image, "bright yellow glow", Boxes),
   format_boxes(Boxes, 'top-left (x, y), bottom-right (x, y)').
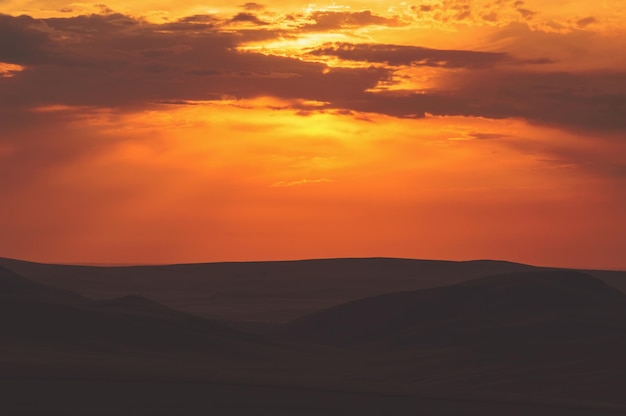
top-left (1, 0), bottom-right (625, 270)
top-left (4, 98), bottom-right (624, 267)
top-left (240, 34), bottom-right (350, 59)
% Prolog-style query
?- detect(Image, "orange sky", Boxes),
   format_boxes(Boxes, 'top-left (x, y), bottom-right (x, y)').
top-left (1, 1), bottom-right (625, 269)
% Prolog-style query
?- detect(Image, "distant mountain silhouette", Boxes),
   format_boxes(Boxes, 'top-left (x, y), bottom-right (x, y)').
top-left (283, 270), bottom-right (626, 348)
top-left (0, 265), bottom-right (88, 306)
top-left (279, 270), bottom-right (626, 405)
top-left (2, 257), bottom-right (624, 324)
top-left (0, 257), bottom-right (593, 321)
top-left (97, 295), bottom-right (210, 323)
top-left (0, 266), bottom-right (257, 353)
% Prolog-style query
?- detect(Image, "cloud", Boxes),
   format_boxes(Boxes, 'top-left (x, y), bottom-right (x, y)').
top-left (230, 12), bottom-right (268, 25)
top-left (577, 16), bottom-right (597, 28)
top-left (0, 12), bottom-right (388, 110)
top-left (299, 10), bottom-right (405, 31)
top-left (0, 14), bottom-right (52, 64)
top-left (345, 71), bottom-right (626, 132)
top-left (411, 0), bottom-right (472, 22)
top-left (309, 42), bottom-right (510, 68)
top-left (241, 2), bottom-right (264, 11)
top-left (271, 178), bottom-right (334, 187)
top-left (160, 14), bottom-right (220, 30)
top-left (1, 12), bottom-right (625, 136)
top-left (513, 1), bottom-right (536, 20)
top-left (468, 132), bottom-right (509, 140)
top-left (411, 0), bottom-right (539, 26)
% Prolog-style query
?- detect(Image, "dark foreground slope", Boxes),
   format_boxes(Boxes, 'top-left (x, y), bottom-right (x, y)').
top-left (2, 265), bottom-right (626, 415)
top-left (0, 266), bottom-right (268, 362)
top-left (3, 378), bottom-right (625, 416)
top-left (284, 270), bottom-right (626, 346)
top-left (2, 257), bottom-right (624, 322)
top-left (282, 270), bottom-right (626, 406)
top-left (0, 264), bottom-right (88, 306)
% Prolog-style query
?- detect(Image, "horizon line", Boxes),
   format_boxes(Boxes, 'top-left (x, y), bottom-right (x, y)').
top-left (1, 255), bottom-right (624, 272)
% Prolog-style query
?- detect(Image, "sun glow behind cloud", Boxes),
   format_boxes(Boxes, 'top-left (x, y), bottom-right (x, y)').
top-left (0, 0), bottom-right (625, 268)
top-left (2, 99), bottom-right (624, 267)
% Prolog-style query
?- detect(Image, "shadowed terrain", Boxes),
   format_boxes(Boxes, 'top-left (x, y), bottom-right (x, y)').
top-left (284, 270), bottom-right (626, 347)
top-left (280, 270), bottom-right (626, 405)
top-left (2, 260), bottom-right (626, 415)
top-left (0, 266), bottom-right (265, 355)
top-left (1, 257), bottom-right (624, 322)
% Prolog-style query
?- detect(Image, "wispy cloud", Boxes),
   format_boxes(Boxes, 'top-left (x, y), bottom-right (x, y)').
top-left (309, 42), bottom-right (511, 68)
top-left (271, 178), bottom-right (334, 187)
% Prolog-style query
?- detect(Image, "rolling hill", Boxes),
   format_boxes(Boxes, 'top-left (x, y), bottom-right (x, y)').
top-left (2, 257), bottom-right (624, 322)
top-left (2, 262), bottom-right (626, 414)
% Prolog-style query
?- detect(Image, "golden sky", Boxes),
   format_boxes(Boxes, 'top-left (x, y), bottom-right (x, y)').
top-left (1, 1), bottom-right (625, 268)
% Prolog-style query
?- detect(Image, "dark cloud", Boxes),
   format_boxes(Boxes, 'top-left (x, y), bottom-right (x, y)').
top-left (300, 10), bottom-right (405, 31)
top-left (513, 0), bottom-right (536, 20)
top-left (468, 132), bottom-right (509, 140)
top-left (1, 12), bottom-right (625, 135)
top-left (0, 14), bottom-right (52, 64)
top-left (189, 69), bottom-right (223, 76)
top-left (0, 13), bottom-right (386, 110)
top-left (178, 14), bottom-right (219, 23)
top-left (517, 8), bottom-right (536, 19)
top-left (341, 71), bottom-right (626, 132)
top-left (309, 42), bottom-right (510, 68)
top-left (459, 71), bottom-right (626, 132)
top-left (240, 2), bottom-right (264, 11)
top-left (411, 0), bottom-right (472, 22)
top-left (522, 58), bottom-right (555, 65)
top-left (230, 12), bottom-right (268, 25)
top-left (411, 0), bottom-right (538, 24)
top-left (482, 12), bottom-right (498, 22)
top-left (416, 5), bottom-right (434, 13)
top-left (577, 16), bottom-right (597, 28)
top-left (45, 12), bottom-right (139, 33)
top-left (165, 14), bottom-right (220, 30)
top-left (507, 137), bottom-right (626, 180)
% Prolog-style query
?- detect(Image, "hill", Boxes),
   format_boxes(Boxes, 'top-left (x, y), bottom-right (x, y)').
top-left (283, 270), bottom-right (626, 347)
top-left (280, 270), bottom-right (626, 405)
top-left (2, 263), bottom-right (626, 413)
top-left (0, 266), bottom-right (260, 355)
top-left (4, 257), bottom-right (618, 322)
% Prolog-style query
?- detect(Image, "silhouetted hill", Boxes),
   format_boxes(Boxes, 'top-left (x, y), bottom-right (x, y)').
top-left (0, 265), bottom-right (88, 306)
top-left (279, 270), bottom-right (626, 406)
top-left (3, 257), bottom-right (624, 324)
top-left (0, 267), bottom-right (259, 354)
top-left (3, 257), bottom-right (615, 322)
top-left (2, 262), bottom-right (626, 413)
top-left (97, 295), bottom-right (205, 323)
top-left (283, 270), bottom-right (626, 348)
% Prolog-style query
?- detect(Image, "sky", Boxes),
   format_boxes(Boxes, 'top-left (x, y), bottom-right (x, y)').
top-left (1, 0), bottom-right (625, 269)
